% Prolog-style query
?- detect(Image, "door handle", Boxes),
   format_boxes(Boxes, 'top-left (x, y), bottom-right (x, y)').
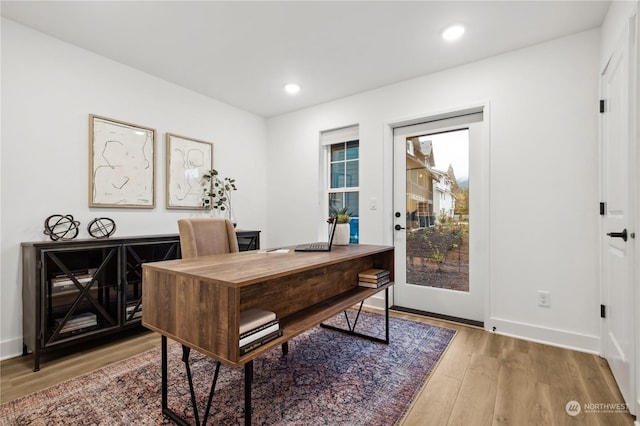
top-left (395, 224), bottom-right (405, 231)
top-left (606, 229), bottom-right (628, 242)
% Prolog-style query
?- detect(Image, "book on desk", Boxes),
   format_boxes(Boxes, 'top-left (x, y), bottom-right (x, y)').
top-left (358, 268), bottom-right (391, 288)
top-left (239, 308), bottom-right (283, 355)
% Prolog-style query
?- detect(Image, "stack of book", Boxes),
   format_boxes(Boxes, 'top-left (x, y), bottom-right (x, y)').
top-left (126, 303), bottom-right (142, 320)
top-left (239, 308), bottom-right (283, 355)
top-left (358, 268), bottom-right (391, 288)
top-left (51, 273), bottom-right (93, 295)
top-left (55, 312), bottom-right (97, 334)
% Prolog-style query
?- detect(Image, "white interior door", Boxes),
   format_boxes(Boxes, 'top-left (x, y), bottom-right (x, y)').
top-left (601, 19), bottom-right (636, 415)
top-left (392, 109), bottom-right (487, 323)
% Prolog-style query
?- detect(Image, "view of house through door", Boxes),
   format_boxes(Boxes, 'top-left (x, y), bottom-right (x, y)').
top-left (393, 108), bottom-right (485, 323)
top-left (405, 130), bottom-right (469, 292)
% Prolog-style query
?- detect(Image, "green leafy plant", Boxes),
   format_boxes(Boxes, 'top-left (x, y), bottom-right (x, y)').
top-left (431, 249), bottom-right (445, 271)
top-left (437, 211), bottom-right (450, 225)
top-left (330, 206), bottom-right (352, 224)
top-left (201, 169), bottom-right (237, 213)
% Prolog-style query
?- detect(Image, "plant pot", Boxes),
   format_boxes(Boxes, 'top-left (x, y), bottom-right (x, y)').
top-left (333, 223), bottom-right (351, 245)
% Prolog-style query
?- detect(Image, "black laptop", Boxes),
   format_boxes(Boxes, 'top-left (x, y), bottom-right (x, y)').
top-left (295, 219), bottom-right (338, 252)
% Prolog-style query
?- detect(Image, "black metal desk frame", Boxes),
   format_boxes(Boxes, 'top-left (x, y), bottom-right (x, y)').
top-left (161, 287), bottom-right (389, 426)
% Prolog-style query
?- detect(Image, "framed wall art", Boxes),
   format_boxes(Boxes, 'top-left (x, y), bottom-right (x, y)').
top-left (89, 114), bottom-right (156, 208)
top-left (165, 133), bottom-right (213, 209)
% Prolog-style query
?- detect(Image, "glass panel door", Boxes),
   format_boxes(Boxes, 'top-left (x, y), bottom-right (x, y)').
top-left (124, 242), bottom-right (179, 323)
top-left (43, 246), bottom-right (119, 344)
top-left (393, 114), bottom-right (485, 323)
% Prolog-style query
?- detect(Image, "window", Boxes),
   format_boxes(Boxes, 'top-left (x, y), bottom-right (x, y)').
top-left (321, 126), bottom-right (359, 243)
top-left (330, 141), bottom-right (359, 188)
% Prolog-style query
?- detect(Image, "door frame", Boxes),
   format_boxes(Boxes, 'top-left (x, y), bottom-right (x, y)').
top-left (633, 9), bottom-right (640, 420)
top-left (635, 9), bottom-right (640, 419)
top-left (382, 102), bottom-right (491, 329)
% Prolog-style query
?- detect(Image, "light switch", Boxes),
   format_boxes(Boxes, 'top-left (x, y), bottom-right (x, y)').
top-left (369, 197), bottom-right (377, 210)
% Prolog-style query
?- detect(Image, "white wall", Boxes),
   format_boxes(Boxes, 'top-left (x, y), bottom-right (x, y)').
top-left (267, 29), bottom-right (602, 352)
top-left (0, 19), bottom-right (268, 359)
top-left (0, 16), bottom-right (611, 359)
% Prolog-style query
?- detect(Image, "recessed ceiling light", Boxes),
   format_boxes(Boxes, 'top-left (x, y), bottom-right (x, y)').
top-left (442, 25), bottom-right (465, 41)
top-left (284, 83), bottom-right (300, 95)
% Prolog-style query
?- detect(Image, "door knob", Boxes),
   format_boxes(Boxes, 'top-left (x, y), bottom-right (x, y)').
top-left (395, 224), bottom-right (405, 231)
top-left (606, 229), bottom-right (628, 242)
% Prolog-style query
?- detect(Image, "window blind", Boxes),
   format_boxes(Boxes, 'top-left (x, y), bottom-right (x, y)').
top-left (320, 125), bottom-right (359, 146)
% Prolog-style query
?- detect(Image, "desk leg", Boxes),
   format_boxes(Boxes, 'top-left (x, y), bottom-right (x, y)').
top-left (385, 287), bottom-right (389, 343)
top-left (162, 336), bottom-right (187, 425)
top-left (319, 287), bottom-right (390, 344)
top-left (182, 346), bottom-right (201, 426)
top-left (160, 336), bottom-right (222, 426)
top-left (244, 361), bottom-right (253, 426)
top-left (161, 336), bottom-right (190, 426)
top-left (162, 335), bottom-right (168, 411)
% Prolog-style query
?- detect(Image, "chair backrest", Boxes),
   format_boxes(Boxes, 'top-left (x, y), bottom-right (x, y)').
top-left (178, 218), bottom-right (239, 259)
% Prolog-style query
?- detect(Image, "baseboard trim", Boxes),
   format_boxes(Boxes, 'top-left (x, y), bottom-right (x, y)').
top-left (390, 305), bottom-right (484, 328)
top-left (488, 316), bottom-right (601, 354)
top-left (1, 336), bottom-right (24, 361)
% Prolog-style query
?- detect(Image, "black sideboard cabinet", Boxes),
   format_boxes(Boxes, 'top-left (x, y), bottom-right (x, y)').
top-left (22, 230), bottom-right (260, 371)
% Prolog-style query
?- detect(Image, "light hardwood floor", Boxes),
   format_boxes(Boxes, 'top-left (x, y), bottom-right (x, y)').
top-left (1, 311), bottom-right (635, 425)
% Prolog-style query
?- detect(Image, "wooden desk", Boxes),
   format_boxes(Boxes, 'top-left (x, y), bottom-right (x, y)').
top-left (142, 244), bottom-right (394, 425)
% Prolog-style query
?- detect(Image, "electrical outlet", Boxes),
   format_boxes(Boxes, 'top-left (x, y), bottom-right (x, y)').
top-left (538, 291), bottom-right (550, 307)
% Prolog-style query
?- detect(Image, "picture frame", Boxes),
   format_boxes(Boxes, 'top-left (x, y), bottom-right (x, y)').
top-left (89, 114), bottom-right (156, 208)
top-left (165, 133), bottom-right (213, 209)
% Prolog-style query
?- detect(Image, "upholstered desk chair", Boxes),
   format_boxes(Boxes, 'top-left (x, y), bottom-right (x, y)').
top-left (178, 218), bottom-right (239, 259)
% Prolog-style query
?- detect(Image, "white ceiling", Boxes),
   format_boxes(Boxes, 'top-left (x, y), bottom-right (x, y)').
top-left (1, 1), bottom-right (611, 117)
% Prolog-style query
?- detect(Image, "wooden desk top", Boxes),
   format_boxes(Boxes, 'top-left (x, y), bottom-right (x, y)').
top-left (142, 244), bottom-right (394, 288)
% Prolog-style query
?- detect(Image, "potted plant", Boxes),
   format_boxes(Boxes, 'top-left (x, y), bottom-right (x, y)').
top-left (201, 169), bottom-right (237, 225)
top-left (330, 206), bottom-right (352, 245)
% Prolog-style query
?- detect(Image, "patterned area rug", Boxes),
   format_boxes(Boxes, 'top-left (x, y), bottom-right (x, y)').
top-left (1, 311), bottom-right (455, 425)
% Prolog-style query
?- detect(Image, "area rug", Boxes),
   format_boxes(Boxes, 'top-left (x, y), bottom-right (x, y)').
top-left (0, 311), bottom-right (455, 425)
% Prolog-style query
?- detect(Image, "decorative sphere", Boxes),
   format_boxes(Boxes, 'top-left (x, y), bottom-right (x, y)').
top-left (43, 215), bottom-right (80, 241)
top-left (88, 217), bottom-right (116, 239)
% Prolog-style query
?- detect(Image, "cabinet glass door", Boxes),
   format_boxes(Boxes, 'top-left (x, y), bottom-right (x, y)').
top-left (123, 242), bottom-right (179, 323)
top-left (43, 246), bottom-right (119, 345)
